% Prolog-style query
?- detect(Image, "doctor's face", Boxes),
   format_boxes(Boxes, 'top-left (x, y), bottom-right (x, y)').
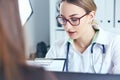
top-left (59, 2), bottom-right (90, 39)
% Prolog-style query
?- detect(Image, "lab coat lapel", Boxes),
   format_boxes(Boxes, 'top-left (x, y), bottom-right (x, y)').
top-left (93, 54), bottom-right (108, 73)
top-left (93, 58), bottom-right (102, 73)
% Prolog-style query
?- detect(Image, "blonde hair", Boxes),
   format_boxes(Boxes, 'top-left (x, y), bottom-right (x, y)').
top-left (0, 0), bottom-right (26, 80)
top-left (61, 0), bottom-right (98, 27)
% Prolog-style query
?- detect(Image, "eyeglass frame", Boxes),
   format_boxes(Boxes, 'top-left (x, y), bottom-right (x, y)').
top-left (56, 12), bottom-right (89, 26)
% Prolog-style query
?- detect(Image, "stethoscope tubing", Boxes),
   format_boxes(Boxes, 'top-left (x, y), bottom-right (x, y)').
top-left (66, 42), bottom-right (70, 72)
top-left (63, 42), bottom-right (106, 73)
top-left (91, 42), bottom-right (106, 54)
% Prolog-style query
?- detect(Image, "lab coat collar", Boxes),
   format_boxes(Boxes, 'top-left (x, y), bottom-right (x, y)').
top-left (94, 27), bottom-right (109, 45)
top-left (67, 27), bottom-right (109, 45)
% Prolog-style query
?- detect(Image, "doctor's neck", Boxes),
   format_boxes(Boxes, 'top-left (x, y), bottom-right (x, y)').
top-left (74, 27), bottom-right (95, 53)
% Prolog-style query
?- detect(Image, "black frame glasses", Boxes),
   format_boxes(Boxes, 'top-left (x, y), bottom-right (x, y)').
top-left (56, 13), bottom-right (89, 26)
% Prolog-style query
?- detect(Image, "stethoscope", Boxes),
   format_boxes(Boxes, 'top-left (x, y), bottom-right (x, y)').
top-left (63, 42), bottom-right (106, 73)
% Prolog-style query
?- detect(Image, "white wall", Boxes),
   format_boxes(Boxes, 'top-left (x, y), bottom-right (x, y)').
top-left (22, 0), bottom-right (50, 58)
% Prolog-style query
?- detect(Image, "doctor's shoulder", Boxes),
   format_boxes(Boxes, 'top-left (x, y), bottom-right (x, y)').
top-left (51, 38), bottom-right (68, 49)
top-left (107, 32), bottom-right (120, 74)
top-left (108, 31), bottom-right (120, 41)
top-left (103, 30), bottom-right (120, 40)
top-left (105, 31), bottom-right (120, 49)
top-left (46, 38), bottom-right (67, 58)
top-left (111, 33), bottom-right (120, 46)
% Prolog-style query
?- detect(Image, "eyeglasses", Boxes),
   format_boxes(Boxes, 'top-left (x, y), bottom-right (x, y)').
top-left (56, 13), bottom-right (88, 26)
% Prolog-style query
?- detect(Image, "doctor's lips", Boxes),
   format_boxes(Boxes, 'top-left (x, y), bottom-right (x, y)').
top-left (67, 31), bottom-right (77, 36)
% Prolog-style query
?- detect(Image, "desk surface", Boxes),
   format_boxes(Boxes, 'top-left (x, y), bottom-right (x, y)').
top-left (53, 72), bottom-right (120, 80)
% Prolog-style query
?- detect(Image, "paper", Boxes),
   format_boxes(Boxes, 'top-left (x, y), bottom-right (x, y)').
top-left (27, 58), bottom-right (66, 71)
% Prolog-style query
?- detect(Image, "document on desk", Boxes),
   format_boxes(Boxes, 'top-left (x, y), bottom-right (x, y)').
top-left (27, 58), bottom-right (66, 71)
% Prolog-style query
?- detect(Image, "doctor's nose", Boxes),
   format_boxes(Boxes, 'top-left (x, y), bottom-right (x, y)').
top-left (64, 22), bottom-right (73, 31)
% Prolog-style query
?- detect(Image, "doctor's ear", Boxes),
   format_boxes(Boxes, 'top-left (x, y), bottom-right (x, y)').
top-left (88, 11), bottom-right (96, 23)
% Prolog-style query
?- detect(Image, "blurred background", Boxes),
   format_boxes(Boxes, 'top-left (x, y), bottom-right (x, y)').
top-left (18, 0), bottom-right (120, 58)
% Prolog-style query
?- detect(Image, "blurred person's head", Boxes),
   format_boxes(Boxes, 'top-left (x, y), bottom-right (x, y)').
top-left (0, 0), bottom-right (58, 80)
top-left (0, 0), bottom-right (26, 80)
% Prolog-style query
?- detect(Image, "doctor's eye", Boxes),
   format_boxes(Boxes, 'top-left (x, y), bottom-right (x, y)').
top-left (70, 18), bottom-right (79, 22)
top-left (56, 16), bottom-right (67, 25)
top-left (70, 18), bottom-right (79, 24)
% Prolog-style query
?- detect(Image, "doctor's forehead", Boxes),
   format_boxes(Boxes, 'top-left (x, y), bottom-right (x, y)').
top-left (60, 1), bottom-right (86, 17)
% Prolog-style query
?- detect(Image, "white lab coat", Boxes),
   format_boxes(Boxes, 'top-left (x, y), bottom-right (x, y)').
top-left (46, 28), bottom-right (120, 74)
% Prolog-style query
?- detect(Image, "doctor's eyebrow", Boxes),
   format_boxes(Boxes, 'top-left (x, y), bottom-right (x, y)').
top-left (60, 14), bottom-right (81, 18)
top-left (69, 14), bottom-right (80, 17)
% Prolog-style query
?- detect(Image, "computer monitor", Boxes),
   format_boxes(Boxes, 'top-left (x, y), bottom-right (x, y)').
top-left (53, 72), bottom-right (120, 80)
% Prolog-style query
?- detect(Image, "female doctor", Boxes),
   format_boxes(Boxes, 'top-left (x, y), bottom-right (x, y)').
top-left (46, 0), bottom-right (120, 74)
